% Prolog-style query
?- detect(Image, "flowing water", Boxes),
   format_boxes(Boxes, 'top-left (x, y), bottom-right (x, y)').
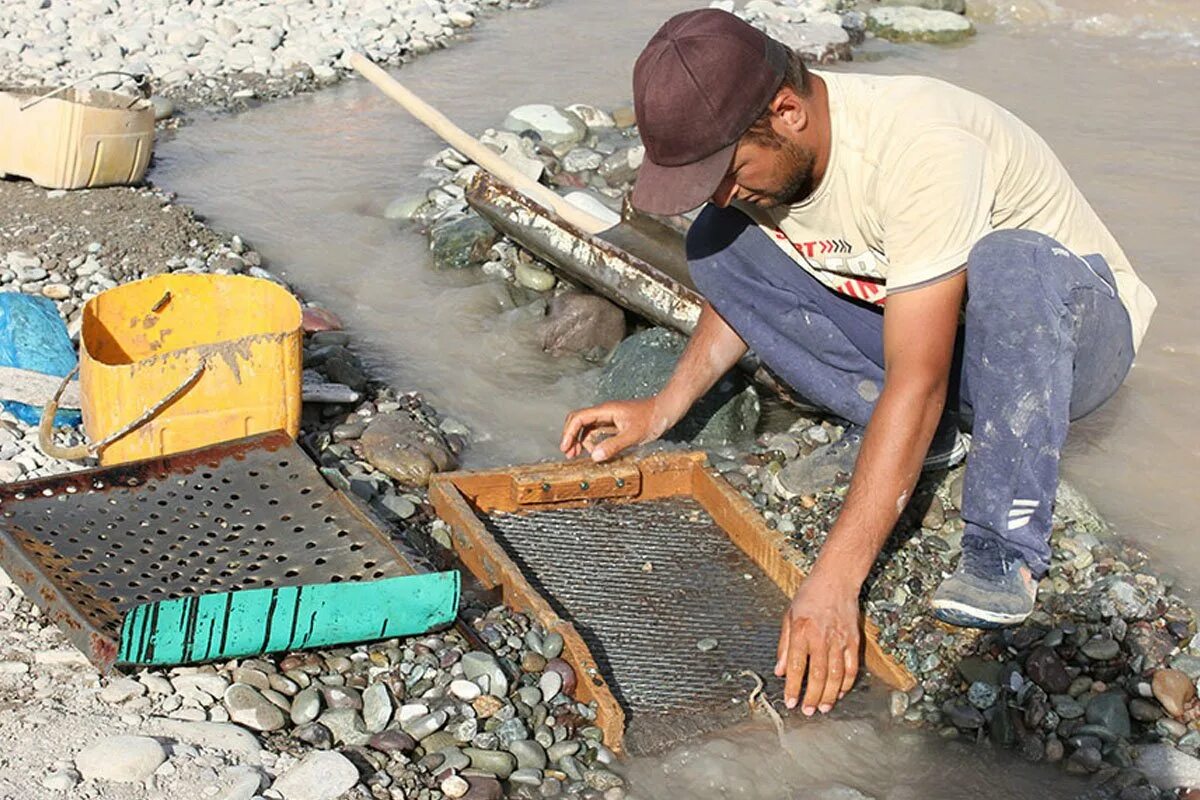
top-left (152, 1), bottom-right (1199, 795)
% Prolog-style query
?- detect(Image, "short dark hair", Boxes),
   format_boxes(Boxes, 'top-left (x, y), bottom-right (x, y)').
top-left (742, 47), bottom-right (811, 149)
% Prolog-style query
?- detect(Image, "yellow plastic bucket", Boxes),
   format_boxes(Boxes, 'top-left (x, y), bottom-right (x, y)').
top-left (79, 274), bottom-right (302, 465)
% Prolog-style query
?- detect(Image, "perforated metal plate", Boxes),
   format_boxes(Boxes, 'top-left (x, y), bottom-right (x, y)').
top-left (0, 432), bottom-right (415, 669)
top-left (483, 498), bottom-right (788, 753)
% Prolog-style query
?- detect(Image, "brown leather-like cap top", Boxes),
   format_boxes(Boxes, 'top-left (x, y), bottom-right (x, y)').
top-left (631, 9), bottom-right (788, 215)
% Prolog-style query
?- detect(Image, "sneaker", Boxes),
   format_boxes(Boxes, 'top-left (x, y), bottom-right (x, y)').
top-left (775, 424), bottom-right (970, 497)
top-left (931, 537), bottom-right (1038, 628)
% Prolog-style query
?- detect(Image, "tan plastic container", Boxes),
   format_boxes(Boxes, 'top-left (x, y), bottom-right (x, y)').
top-left (0, 85), bottom-right (154, 190)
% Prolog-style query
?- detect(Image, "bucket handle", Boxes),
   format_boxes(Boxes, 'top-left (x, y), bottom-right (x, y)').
top-left (18, 71), bottom-right (152, 112)
top-left (38, 360), bottom-right (207, 462)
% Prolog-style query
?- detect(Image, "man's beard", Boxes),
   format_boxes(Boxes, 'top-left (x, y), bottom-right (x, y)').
top-left (745, 138), bottom-right (817, 208)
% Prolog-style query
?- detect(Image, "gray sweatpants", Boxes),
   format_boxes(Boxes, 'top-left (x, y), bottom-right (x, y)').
top-left (687, 206), bottom-right (1135, 575)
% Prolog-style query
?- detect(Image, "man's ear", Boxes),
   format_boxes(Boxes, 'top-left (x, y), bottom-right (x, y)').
top-left (771, 87), bottom-right (809, 137)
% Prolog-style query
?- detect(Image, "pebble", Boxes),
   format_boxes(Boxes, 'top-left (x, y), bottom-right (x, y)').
top-left (539, 670), bottom-right (563, 701)
top-left (967, 681), bottom-right (998, 710)
top-left (271, 751), bottom-right (358, 800)
top-left (1152, 668), bottom-right (1195, 719)
top-left (362, 683), bottom-right (393, 732)
top-left (1026, 646), bottom-right (1072, 694)
top-left (290, 687), bottom-right (322, 725)
top-left (99, 677), bottom-right (147, 704)
top-left (1082, 638), bottom-right (1121, 661)
top-left (464, 747), bottom-right (517, 779)
top-left (441, 775), bottom-right (470, 799)
top-left (40, 770), bottom-right (79, 791)
top-left (224, 683), bottom-right (286, 731)
top-left (1086, 691), bottom-right (1132, 739)
top-left (461, 652), bottom-right (510, 698)
top-left (696, 637), bottom-right (719, 652)
top-left (319, 708), bottom-right (372, 746)
top-left (450, 679), bottom-right (482, 702)
top-left (510, 739), bottom-right (548, 771)
top-left (75, 735), bottom-right (166, 783)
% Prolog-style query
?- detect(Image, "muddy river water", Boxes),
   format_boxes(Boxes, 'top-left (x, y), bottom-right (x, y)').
top-left (153, 1), bottom-right (1199, 795)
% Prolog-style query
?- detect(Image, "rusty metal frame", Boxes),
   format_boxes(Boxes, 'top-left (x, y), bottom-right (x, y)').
top-left (0, 431), bottom-right (422, 671)
top-left (429, 451), bottom-right (916, 753)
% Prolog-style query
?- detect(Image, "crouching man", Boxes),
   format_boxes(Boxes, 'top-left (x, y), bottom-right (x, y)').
top-left (560, 10), bottom-right (1156, 715)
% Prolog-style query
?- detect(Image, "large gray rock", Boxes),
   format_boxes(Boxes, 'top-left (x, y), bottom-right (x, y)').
top-left (1137, 743), bottom-right (1200, 789)
top-left (538, 291), bottom-right (627, 360)
top-left (753, 19), bottom-right (851, 63)
top-left (866, 6), bottom-right (974, 42)
top-left (503, 105), bottom-right (587, 146)
top-left (430, 214), bottom-right (499, 270)
top-left (360, 411), bottom-right (455, 487)
top-left (879, 0), bottom-right (966, 13)
top-left (271, 751), bottom-right (359, 800)
top-left (596, 328), bottom-right (760, 448)
top-left (75, 735), bottom-right (166, 783)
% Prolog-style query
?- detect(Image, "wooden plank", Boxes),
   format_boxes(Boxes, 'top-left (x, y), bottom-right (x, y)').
top-left (689, 463), bottom-right (917, 691)
top-left (512, 461), bottom-right (640, 506)
top-left (428, 478), bottom-right (628, 751)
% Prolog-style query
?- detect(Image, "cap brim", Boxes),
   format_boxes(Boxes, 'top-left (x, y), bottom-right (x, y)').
top-left (630, 142), bottom-right (737, 216)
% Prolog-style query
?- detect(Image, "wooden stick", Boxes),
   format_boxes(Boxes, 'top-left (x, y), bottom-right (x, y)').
top-left (349, 52), bottom-right (610, 236)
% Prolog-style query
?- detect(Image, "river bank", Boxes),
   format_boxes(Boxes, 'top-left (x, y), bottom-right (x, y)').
top-left (1, 0), bottom-right (1197, 798)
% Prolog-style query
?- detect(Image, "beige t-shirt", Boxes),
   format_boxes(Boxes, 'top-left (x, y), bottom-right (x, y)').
top-left (736, 71), bottom-right (1156, 351)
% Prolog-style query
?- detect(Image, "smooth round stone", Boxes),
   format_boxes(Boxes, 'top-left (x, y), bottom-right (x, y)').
top-left (224, 683), bottom-right (286, 731)
top-left (462, 653), bottom-right (509, 698)
top-left (521, 652), bottom-right (548, 674)
top-left (397, 703), bottom-right (430, 726)
top-left (75, 735), bottom-right (166, 783)
top-left (1129, 698), bottom-right (1164, 723)
top-left (322, 686), bottom-right (363, 710)
top-left (557, 754), bottom-right (585, 781)
top-left (1156, 718), bottom-right (1187, 740)
top-left (290, 687), bottom-right (322, 725)
top-left (516, 687), bottom-right (543, 709)
top-left (450, 680), bottom-right (482, 702)
top-left (547, 741), bottom-right (580, 762)
top-left (1068, 676), bottom-right (1094, 698)
top-left (1171, 654), bottom-right (1200, 680)
top-left (541, 633), bottom-right (565, 660)
top-left (510, 768), bottom-right (544, 786)
top-left (1082, 639), bottom-right (1121, 661)
top-left (464, 748), bottom-right (517, 780)
top-left (405, 710), bottom-right (449, 740)
top-left (509, 739), bottom-right (548, 771)
top-left (1152, 669), bottom-right (1195, 718)
top-left (362, 683), bottom-right (394, 733)
top-left (539, 671), bottom-right (563, 701)
top-left (232, 667), bottom-right (271, 691)
top-left (544, 659), bottom-right (577, 696)
top-left (889, 691), bottom-right (909, 718)
top-left (696, 637), bottom-right (719, 652)
top-left (368, 730), bottom-right (417, 753)
top-left (441, 775), bottom-right (470, 799)
top-left (268, 673), bottom-right (300, 696)
top-left (1044, 736), bottom-right (1065, 762)
top-left (514, 262), bottom-right (556, 292)
top-left (1052, 696), bottom-right (1085, 720)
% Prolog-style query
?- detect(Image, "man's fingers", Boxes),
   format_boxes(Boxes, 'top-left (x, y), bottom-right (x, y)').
top-left (560, 406), bottom-right (611, 454)
top-left (800, 638), bottom-right (827, 716)
top-left (775, 613), bottom-right (791, 677)
top-left (840, 637), bottom-right (860, 699)
top-left (783, 624), bottom-right (809, 710)
top-left (591, 427), bottom-right (639, 462)
top-left (818, 641), bottom-right (845, 713)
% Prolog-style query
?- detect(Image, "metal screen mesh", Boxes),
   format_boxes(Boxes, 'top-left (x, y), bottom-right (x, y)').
top-left (0, 435), bottom-right (412, 658)
top-left (484, 498), bottom-right (788, 753)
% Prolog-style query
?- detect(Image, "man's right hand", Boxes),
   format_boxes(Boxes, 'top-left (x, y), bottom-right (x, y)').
top-left (559, 397), bottom-right (673, 462)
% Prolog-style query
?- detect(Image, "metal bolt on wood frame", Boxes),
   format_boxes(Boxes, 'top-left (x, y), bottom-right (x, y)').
top-left (429, 451), bottom-right (916, 753)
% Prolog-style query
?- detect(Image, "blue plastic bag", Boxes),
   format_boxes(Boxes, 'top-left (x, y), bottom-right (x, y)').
top-left (0, 293), bottom-right (82, 427)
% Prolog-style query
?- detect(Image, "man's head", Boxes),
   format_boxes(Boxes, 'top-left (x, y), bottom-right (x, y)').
top-left (631, 9), bottom-right (822, 215)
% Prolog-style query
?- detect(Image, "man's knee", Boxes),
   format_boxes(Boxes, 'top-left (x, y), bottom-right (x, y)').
top-left (686, 205), bottom-right (754, 295)
top-left (966, 229), bottom-right (1071, 303)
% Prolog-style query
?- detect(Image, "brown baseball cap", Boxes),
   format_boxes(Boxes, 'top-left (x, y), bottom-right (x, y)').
top-left (631, 9), bottom-right (789, 215)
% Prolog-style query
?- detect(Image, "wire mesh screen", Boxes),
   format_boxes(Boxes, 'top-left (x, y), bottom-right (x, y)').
top-left (484, 497), bottom-right (789, 753)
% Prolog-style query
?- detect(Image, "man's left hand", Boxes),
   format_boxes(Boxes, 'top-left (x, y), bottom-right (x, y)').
top-left (775, 570), bottom-right (862, 715)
